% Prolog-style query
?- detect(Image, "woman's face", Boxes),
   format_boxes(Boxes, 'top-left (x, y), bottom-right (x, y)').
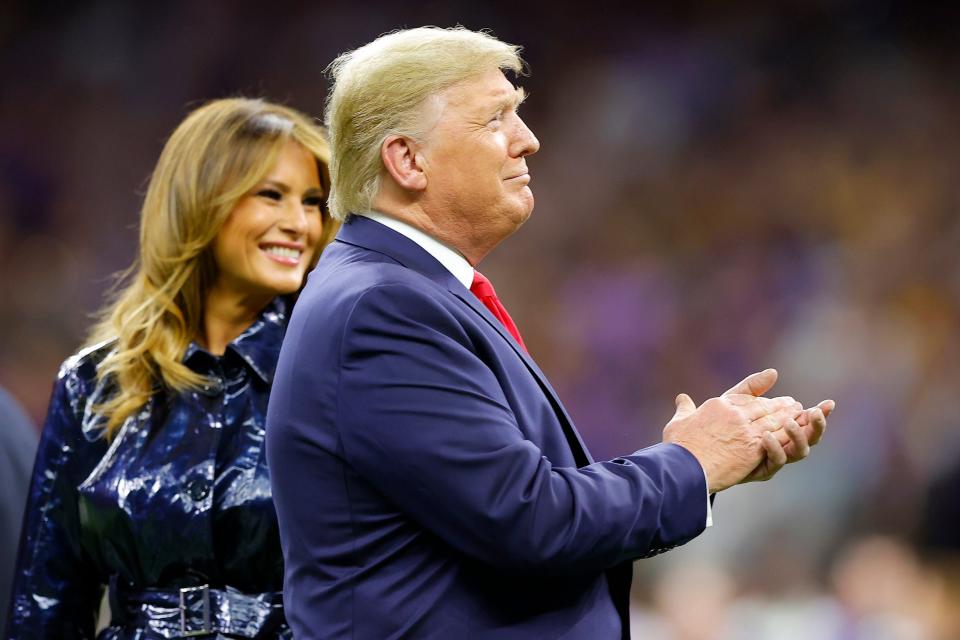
top-left (210, 140), bottom-right (325, 306)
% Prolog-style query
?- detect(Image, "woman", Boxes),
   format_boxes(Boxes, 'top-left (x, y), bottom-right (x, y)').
top-left (6, 98), bottom-right (337, 639)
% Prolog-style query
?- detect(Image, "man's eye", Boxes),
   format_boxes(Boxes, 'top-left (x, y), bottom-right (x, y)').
top-left (257, 189), bottom-right (282, 201)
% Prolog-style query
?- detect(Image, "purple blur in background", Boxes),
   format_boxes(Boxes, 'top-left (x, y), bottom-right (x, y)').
top-left (1, 2), bottom-right (958, 637)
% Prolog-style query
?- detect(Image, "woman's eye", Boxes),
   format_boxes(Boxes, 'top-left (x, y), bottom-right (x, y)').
top-left (257, 189), bottom-right (282, 201)
top-left (303, 196), bottom-right (325, 208)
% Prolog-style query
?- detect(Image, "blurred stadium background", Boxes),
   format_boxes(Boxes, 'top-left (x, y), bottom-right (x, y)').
top-left (1, 1), bottom-right (958, 637)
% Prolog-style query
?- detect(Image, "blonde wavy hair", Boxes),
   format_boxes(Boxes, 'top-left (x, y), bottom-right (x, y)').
top-left (87, 97), bottom-right (336, 438)
top-left (324, 26), bottom-right (525, 220)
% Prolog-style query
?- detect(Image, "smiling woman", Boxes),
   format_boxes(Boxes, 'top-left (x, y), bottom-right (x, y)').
top-left (6, 98), bottom-right (337, 639)
top-left (206, 139), bottom-right (327, 354)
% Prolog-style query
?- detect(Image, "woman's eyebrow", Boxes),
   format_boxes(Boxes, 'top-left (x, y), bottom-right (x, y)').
top-left (260, 179), bottom-right (291, 193)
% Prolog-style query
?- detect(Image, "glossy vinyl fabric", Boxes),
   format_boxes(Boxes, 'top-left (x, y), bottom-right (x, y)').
top-left (6, 299), bottom-right (292, 639)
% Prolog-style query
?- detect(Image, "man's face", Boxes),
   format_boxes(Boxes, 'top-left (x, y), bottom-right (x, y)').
top-left (418, 68), bottom-right (540, 250)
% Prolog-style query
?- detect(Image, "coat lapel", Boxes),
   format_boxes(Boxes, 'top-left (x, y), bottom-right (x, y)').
top-left (449, 289), bottom-right (593, 466)
top-left (335, 215), bottom-right (593, 466)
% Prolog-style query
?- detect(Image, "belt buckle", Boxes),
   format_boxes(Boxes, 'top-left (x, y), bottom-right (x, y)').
top-left (179, 584), bottom-right (211, 637)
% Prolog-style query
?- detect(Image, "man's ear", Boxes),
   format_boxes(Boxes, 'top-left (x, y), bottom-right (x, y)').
top-left (381, 135), bottom-right (427, 191)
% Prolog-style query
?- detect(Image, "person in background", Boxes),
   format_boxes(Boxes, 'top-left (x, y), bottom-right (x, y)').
top-left (267, 26), bottom-right (833, 639)
top-left (0, 386), bottom-right (37, 622)
top-left (6, 97), bottom-right (336, 639)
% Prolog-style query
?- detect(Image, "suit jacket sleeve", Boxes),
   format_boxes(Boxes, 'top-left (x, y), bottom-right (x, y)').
top-left (335, 283), bottom-right (707, 574)
top-left (5, 371), bottom-right (102, 639)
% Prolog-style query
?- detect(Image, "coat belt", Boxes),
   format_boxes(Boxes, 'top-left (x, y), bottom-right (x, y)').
top-left (113, 584), bottom-right (286, 638)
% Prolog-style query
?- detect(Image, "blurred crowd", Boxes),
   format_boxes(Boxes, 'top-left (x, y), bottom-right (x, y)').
top-left (1, 2), bottom-right (957, 637)
top-left (630, 535), bottom-right (960, 639)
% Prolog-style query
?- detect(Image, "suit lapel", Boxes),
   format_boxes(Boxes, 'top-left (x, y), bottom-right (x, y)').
top-left (335, 215), bottom-right (594, 466)
top-left (450, 289), bottom-right (593, 466)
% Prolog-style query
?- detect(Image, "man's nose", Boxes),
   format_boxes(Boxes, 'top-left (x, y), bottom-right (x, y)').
top-left (512, 116), bottom-right (540, 157)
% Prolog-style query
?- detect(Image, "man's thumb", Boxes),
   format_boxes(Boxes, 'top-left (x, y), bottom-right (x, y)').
top-left (673, 393), bottom-right (696, 419)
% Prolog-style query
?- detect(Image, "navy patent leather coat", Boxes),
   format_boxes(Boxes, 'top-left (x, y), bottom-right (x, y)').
top-left (6, 299), bottom-right (291, 639)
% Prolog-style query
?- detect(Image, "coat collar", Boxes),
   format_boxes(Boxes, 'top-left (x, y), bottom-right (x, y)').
top-left (183, 296), bottom-right (288, 384)
top-left (336, 214), bottom-right (465, 292)
top-left (337, 216), bottom-right (524, 349)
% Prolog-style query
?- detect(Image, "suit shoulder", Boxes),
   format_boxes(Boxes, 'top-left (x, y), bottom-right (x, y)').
top-left (301, 257), bottom-right (450, 316)
top-left (339, 280), bottom-right (471, 353)
top-left (325, 254), bottom-right (440, 289)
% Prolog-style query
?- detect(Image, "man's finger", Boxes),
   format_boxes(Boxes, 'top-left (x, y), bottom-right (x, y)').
top-left (728, 394), bottom-right (794, 408)
top-left (672, 393), bottom-right (697, 421)
top-left (805, 406), bottom-right (827, 447)
top-left (784, 419), bottom-right (810, 460)
top-left (794, 399), bottom-right (832, 441)
top-left (795, 399), bottom-right (836, 425)
top-left (738, 396), bottom-right (800, 422)
top-left (818, 399), bottom-right (836, 418)
top-left (749, 404), bottom-right (803, 432)
top-left (762, 431), bottom-right (788, 475)
top-left (724, 368), bottom-right (778, 397)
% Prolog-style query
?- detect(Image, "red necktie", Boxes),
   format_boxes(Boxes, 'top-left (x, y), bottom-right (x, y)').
top-left (470, 271), bottom-right (528, 352)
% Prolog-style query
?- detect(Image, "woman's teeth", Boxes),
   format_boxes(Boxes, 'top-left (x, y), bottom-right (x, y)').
top-left (264, 246), bottom-right (301, 260)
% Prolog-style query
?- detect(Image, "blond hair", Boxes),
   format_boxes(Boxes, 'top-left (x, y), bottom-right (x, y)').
top-left (324, 26), bottom-right (525, 220)
top-left (88, 97), bottom-right (336, 438)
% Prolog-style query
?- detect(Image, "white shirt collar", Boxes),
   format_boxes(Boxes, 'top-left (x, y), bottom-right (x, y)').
top-left (357, 211), bottom-right (475, 289)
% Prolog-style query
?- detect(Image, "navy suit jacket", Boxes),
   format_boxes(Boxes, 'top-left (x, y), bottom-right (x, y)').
top-left (266, 215), bottom-right (708, 639)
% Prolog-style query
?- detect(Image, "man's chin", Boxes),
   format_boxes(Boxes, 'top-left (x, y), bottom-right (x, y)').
top-left (513, 191), bottom-right (535, 224)
top-left (518, 202), bottom-right (534, 226)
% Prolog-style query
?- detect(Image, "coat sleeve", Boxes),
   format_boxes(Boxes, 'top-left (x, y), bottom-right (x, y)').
top-left (5, 369), bottom-right (104, 639)
top-left (335, 283), bottom-right (707, 574)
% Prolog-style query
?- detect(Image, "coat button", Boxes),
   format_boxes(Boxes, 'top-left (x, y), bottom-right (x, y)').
top-left (187, 478), bottom-right (209, 502)
top-left (200, 378), bottom-right (224, 397)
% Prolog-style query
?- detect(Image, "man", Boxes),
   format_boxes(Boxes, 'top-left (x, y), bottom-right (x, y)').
top-left (266, 27), bottom-right (833, 639)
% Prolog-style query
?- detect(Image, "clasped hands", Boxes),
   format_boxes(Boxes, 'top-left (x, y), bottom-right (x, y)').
top-left (662, 369), bottom-right (834, 493)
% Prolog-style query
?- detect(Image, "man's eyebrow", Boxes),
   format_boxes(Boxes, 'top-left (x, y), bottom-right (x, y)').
top-left (492, 87), bottom-right (528, 112)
